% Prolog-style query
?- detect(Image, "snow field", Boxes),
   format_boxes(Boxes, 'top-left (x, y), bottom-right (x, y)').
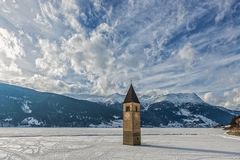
top-left (0, 128), bottom-right (239, 160)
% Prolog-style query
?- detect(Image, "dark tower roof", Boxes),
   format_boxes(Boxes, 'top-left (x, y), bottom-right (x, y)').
top-left (123, 84), bottom-right (140, 104)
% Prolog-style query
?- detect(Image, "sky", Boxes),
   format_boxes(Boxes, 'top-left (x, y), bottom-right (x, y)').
top-left (0, 0), bottom-right (240, 110)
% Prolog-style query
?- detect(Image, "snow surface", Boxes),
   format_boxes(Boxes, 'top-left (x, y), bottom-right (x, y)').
top-left (177, 108), bottom-right (191, 116)
top-left (0, 128), bottom-right (239, 160)
top-left (194, 115), bottom-right (218, 127)
top-left (163, 93), bottom-right (204, 105)
top-left (21, 117), bottom-right (43, 126)
top-left (3, 118), bottom-right (12, 122)
top-left (21, 100), bottom-right (32, 114)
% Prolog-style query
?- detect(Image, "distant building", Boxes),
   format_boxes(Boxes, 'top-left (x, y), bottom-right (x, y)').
top-left (123, 84), bottom-right (141, 145)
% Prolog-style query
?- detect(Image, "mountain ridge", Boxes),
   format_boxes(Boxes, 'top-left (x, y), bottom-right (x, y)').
top-left (0, 82), bottom-right (239, 127)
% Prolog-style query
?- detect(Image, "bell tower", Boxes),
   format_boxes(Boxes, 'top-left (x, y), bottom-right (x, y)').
top-left (123, 84), bottom-right (141, 145)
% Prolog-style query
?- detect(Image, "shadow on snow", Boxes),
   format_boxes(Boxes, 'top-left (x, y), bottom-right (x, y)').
top-left (140, 144), bottom-right (240, 156)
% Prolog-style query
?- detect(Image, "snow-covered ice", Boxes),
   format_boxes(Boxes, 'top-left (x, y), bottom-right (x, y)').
top-left (0, 128), bottom-right (239, 160)
top-left (21, 100), bottom-right (32, 114)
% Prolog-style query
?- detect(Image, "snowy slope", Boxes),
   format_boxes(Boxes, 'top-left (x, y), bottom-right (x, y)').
top-left (163, 93), bottom-right (204, 104)
top-left (0, 128), bottom-right (239, 160)
top-left (69, 93), bottom-right (125, 105)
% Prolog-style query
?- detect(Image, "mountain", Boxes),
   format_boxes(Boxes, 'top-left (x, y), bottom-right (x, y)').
top-left (70, 93), bottom-right (125, 105)
top-left (0, 83), bottom-right (121, 127)
top-left (75, 92), bottom-right (204, 108)
top-left (0, 83), bottom-right (239, 127)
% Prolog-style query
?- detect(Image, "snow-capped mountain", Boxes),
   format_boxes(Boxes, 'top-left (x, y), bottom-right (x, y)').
top-left (162, 93), bottom-right (204, 104)
top-left (0, 83), bottom-right (239, 127)
top-left (75, 92), bottom-right (204, 106)
top-left (72, 93), bottom-right (125, 105)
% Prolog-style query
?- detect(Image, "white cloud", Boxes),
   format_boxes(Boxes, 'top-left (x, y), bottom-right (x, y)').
top-left (0, 27), bottom-right (24, 59)
top-left (64, 23), bottom-right (118, 94)
top-left (177, 43), bottom-right (195, 62)
top-left (202, 92), bottom-right (218, 105)
top-left (202, 87), bottom-right (240, 110)
top-left (223, 88), bottom-right (240, 108)
top-left (0, 27), bottom-right (24, 74)
top-left (35, 39), bottom-right (69, 77)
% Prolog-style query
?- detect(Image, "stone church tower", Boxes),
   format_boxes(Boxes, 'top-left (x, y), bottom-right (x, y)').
top-left (123, 84), bottom-right (141, 145)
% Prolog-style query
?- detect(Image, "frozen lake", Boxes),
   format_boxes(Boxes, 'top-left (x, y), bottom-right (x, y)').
top-left (0, 128), bottom-right (239, 160)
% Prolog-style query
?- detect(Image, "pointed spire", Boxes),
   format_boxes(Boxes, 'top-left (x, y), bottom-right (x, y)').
top-left (123, 84), bottom-right (140, 103)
